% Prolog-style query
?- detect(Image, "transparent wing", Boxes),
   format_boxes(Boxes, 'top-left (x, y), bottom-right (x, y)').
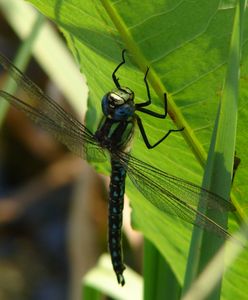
top-left (116, 152), bottom-right (235, 238)
top-left (0, 53), bottom-right (106, 162)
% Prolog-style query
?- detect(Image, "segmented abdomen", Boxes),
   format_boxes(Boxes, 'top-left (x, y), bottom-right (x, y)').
top-left (108, 156), bottom-right (127, 286)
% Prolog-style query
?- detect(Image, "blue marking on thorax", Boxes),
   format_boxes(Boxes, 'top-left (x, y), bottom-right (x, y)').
top-left (114, 105), bottom-right (134, 120)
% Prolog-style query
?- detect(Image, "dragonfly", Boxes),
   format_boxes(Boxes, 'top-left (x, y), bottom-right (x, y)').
top-left (0, 50), bottom-right (235, 286)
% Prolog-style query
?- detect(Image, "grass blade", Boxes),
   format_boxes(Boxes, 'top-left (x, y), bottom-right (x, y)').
top-left (183, 1), bottom-right (246, 298)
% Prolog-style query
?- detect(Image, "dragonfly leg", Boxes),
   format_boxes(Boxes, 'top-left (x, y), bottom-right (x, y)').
top-left (135, 67), bottom-right (184, 142)
top-left (135, 67), bottom-right (152, 108)
top-left (136, 114), bottom-right (184, 149)
top-left (136, 92), bottom-right (168, 118)
top-left (112, 49), bottom-right (126, 88)
top-left (136, 68), bottom-right (168, 118)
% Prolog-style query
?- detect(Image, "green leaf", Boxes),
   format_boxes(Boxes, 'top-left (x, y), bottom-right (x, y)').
top-left (22, 0), bottom-right (248, 298)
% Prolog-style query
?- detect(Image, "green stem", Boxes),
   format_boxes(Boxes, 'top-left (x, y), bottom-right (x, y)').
top-left (0, 13), bottom-right (45, 126)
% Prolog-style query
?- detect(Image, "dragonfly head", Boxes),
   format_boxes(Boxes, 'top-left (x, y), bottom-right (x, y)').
top-left (102, 87), bottom-right (135, 120)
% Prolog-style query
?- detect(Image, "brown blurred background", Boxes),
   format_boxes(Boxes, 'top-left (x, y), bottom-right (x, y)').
top-left (0, 7), bottom-right (142, 300)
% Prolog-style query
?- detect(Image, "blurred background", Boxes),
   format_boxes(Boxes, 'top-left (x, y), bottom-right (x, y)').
top-left (0, 1), bottom-right (142, 299)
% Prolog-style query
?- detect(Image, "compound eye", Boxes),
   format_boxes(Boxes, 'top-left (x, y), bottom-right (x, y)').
top-left (108, 93), bottom-right (124, 106)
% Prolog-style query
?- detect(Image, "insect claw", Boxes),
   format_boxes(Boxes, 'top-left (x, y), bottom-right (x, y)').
top-left (117, 273), bottom-right (125, 286)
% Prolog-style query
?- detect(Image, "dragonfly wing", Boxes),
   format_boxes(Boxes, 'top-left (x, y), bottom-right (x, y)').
top-left (0, 91), bottom-right (106, 161)
top-left (84, 143), bottom-right (108, 163)
top-left (117, 152), bottom-right (234, 239)
top-left (0, 54), bottom-right (80, 125)
top-left (0, 53), bottom-right (107, 161)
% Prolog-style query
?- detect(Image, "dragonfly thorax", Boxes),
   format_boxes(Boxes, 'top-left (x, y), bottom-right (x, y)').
top-left (102, 87), bottom-right (135, 121)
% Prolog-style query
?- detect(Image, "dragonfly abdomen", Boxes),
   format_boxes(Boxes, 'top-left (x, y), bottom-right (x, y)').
top-left (108, 157), bottom-right (127, 286)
